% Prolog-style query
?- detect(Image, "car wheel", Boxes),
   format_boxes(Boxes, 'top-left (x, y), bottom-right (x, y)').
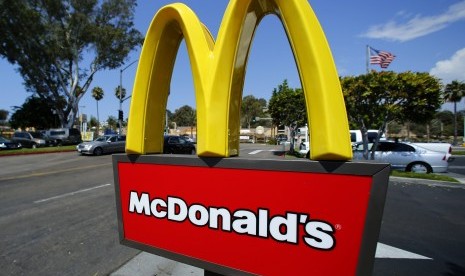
top-left (190, 148), bottom-right (196, 155)
top-left (93, 147), bottom-right (103, 156)
top-left (406, 162), bottom-right (432, 174)
top-left (31, 143), bottom-right (37, 149)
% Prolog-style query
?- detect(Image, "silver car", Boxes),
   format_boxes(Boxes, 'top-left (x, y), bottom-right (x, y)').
top-left (352, 141), bottom-right (449, 173)
top-left (77, 135), bottom-right (126, 156)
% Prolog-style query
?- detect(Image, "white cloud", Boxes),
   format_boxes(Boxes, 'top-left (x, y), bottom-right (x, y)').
top-left (430, 47), bottom-right (465, 84)
top-left (363, 1), bottom-right (465, 42)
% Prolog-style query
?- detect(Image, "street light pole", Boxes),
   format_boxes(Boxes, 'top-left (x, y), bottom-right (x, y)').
top-left (119, 59), bottom-right (138, 134)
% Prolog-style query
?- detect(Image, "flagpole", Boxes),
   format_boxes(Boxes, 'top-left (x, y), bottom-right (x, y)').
top-left (366, 45), bottom-right (370, 74)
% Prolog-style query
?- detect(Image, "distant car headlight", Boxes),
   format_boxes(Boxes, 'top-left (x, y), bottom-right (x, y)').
top-left (0, 143), bottom-right (6, 148)
top-left (83, 144), bottom-right (93, 150)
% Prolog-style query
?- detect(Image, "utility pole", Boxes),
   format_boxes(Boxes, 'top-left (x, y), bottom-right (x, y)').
top-left (119, 59), bottom-right (138, 134)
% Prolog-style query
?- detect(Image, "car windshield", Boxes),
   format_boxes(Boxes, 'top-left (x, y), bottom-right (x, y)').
top-left (0, 136), bottom-right (9, 142)
top-left (31, 132), bottom-right (44, 138)
top-left (94, 136), bottom-right (110, 142)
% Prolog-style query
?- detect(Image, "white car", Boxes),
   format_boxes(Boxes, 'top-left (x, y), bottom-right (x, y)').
top-left (352, 141), bottom-right (449, 173)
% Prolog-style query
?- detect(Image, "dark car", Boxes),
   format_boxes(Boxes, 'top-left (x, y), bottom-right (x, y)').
top-left (0, 136), bottom-right (22, 150)
top-left (163, 135), bottom-right (196, 154)
top-left (11, 131), bottom-right (50, 148)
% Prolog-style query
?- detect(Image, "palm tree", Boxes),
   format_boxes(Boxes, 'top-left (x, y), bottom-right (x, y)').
top-left (444, 80), bottom-right (465, 145)
top-left (115, 85), bottom-right (126, 101)
top-left (91, 87), bottom-right (104, 135)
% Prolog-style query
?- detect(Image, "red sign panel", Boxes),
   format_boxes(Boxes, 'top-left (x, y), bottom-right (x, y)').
top-left (113, 156), bottom-right (389, 275)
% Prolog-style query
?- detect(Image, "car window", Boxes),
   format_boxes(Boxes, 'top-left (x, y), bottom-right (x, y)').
top-left (367, 132), bottom-right (379, 143)
top-left (350, 133), bottom-right (356, 143)
top-left (376, 143), bottom-right (396, 152)
top-left (109, 136), bottom-right (117, 142)
top-left (392, 143), bottom-right (415, 152)
top-left (179, 137), bottom-right (187, 144)
top-left (18, 133), bottom-right (28, 139)
top-left (354, 143), bottom-right (373, 151)
top-left (168, 137), bottom-right (180, 144)
top-left (70, 129), bottom-right (80, 135)
top-left (117, 136), bottom-right (126, 141)
top-left (31, 132), bottom-right (43, 138)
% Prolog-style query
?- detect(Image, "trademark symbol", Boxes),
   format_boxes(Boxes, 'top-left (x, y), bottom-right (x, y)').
top-left (335, 224), bottom-right (342, 230)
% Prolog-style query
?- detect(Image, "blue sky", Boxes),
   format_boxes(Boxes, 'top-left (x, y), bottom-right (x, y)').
top-left (1, 0), bottom-right (465, 122)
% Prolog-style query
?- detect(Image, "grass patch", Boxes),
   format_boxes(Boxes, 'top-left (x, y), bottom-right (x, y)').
top-left (452, 150), bottom-right (465, 156)
top-left (390, 170), bottom-right (459, 183)
top-left (0, 145), bottom-right (76, 156)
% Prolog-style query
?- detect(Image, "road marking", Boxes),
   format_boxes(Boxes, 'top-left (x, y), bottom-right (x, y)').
top-left (248, 150), bottom-right (263, 155)
top-left (34, 183), bottom-right (112, 204)
top-left (375, 242), bottom-right (432, 259)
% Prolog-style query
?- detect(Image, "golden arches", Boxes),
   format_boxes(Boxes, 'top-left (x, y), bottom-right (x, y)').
top-left (126, 0), bottom-right (352, 160)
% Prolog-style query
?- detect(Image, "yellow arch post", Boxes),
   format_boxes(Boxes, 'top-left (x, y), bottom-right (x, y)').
top-left (126, 0), bottom-right (352, 160)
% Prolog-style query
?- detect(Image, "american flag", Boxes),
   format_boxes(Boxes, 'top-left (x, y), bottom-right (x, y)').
top-left (369, 47), bottom-right (395, 69)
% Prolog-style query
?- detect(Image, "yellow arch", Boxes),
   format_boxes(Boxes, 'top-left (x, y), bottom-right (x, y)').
top-left (126, 0), bottom-right (352, 160)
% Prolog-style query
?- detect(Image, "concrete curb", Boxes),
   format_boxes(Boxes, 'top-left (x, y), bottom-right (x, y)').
top-left (390, 175), bottom-right (465, 188)
top-left (110, 253), bottom-right (203, 276)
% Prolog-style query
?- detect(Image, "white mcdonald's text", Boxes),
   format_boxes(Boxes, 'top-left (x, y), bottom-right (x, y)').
top-left (128, 191), bottom-right (336, 250)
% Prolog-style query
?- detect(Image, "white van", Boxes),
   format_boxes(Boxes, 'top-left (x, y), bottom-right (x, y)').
top-left (350, 129), bottom-right (385, 145)
top-left (45, 128), bottom-right (82, 146)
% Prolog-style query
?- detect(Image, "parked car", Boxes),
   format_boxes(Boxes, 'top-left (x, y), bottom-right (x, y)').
top-left (298, 140), bottom-right (310, 155)
top-left (45, 128), bottom-right (82, 146)
top-left (276, 134), bottom-right (288, 145)
top-left (0, 136), bottom-right (22, 150)
top-left (76, 135), bottom-right (126, 156)
top-left (163, 135), bottom-right (196, 154)
top-left (11, 131), bottom-right (50, 148)
top-left (352, 141), bottom-right (449, 173)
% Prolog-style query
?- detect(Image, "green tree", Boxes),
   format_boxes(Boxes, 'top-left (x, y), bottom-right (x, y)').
top-left (268, 80), bottom-right (307, 127)
top-left (115, 85), bottom-right (127, 101)
top-left (341, 71), bottom-right (442, 159)
top-left (9, 97), bottom-right (60, 129)
top-left (91, 86), bottom-right (104, 134)
top-left (0, 109), bottom-right (8, 125)
top-left (165, 109), bottom-right (174, 133)
top-left (88, 116), bottom-right (99, 129)
top-left (173, 105), bottom-right (196, 128)
top-left (443, 80), bottom-right (465, 145)
top-left (0, 0), bottom-right (143, 128)
top-left (434, 110), bottom-right (455, 137)
top-left (107, 116), bottom-right (117, 131)
top-left (241, 95), bottom-right (267, 129)
top-left (268, 80), bottom-right (307, 152)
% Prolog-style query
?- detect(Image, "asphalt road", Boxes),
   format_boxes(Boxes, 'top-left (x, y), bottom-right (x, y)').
top-left (448, 155), bottom-right (465, 175)
top-left (0, 152), bottom-right (139, 275)
top-left (374, 179), bottom-right (465, 275)
top-left (1, 146), bottom-right (465, 275)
